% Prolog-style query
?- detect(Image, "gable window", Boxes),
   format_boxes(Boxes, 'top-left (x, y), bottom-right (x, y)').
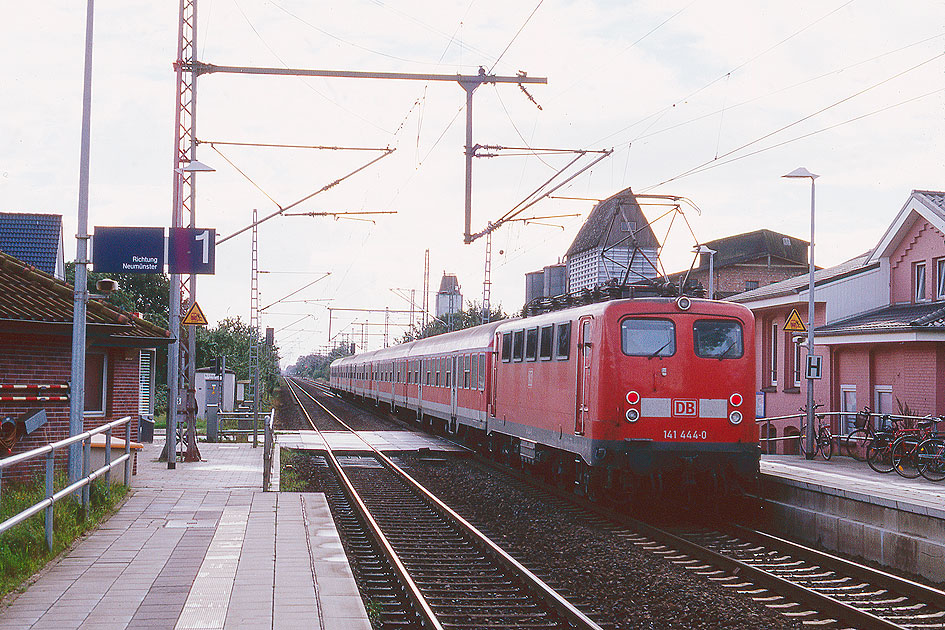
top-left (914, 261), bottom-right (926, 302)
top-left (85, 352), bottom-right (107, 416)
top-left (937, 258), bottom-right (945, 300)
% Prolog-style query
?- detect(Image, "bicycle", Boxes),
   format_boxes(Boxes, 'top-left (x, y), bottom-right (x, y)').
top-left (890, 417), bottom-right (937, 479)
top-left (866, 415), bottom-right (901, 474)
top-left (917, 430), bottom-right (945, 482)
top-left (799, 405), bottom-right (833, 460)
top-left (839, 407), bottom-right (876, 461)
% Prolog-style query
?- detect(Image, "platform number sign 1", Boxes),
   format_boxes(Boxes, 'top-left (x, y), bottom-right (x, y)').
top-left (168, 228), bottom-right (216, 274)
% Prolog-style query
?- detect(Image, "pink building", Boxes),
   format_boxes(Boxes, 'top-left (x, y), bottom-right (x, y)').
top-left (731, 190), bottom-right (945, 452)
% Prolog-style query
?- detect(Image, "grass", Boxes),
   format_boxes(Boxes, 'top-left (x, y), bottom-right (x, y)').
top-left (279, 449), bottom-right (307, 492)
top-left (0, 476), bottom-right (128, 601)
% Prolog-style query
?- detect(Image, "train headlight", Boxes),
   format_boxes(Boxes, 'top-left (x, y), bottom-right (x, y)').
top-left (626, 390), bottom-right (640, 405)
top-left (625, 408), bottom-right (640, 423)
top-left (675, 296), bottom-right (691, 311)
top-left (729, 410), bottom-right (743, 425)
top-left (729, 393), bottom-right (743, 407)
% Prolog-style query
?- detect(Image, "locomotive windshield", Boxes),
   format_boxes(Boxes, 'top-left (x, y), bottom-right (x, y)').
top-left (693, 319), bottom-right (744, 359)
top-left (621, 319), bottom-right (676, 357)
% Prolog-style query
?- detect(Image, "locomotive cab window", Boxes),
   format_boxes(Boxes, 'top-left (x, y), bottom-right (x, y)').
top-left (693, 319), bottom-right (743, 359)
top-left (621, 319), bottom-right (676, 357)
top-left (525, 327), bottom-right (538, 361)
top-left (555, 322), bottom-right (571, 360)
top-left (501, 332), bottom-right (512, 362)
top-left (539, 325), bottom-right (554, 360)
top-left (512, 330), bottom-right (524, 362)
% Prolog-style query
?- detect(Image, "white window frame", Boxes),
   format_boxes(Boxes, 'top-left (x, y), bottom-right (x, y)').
top-left (874, 385), bottom-right (894, 417)
top-left (769, 322), bottom-right (778, 387)
top-left (139, 350), bottom-right (155, 418)
top-left (936, 258), bottom-right (945, 300)
top-left (84, 352), bottom-right (108, 417)
top-left (840, 385), bottom-right (856, 435)
top-left (914, 261), bottom-right (927, 302)
top-left (792, 336), bottom-right (802, 388)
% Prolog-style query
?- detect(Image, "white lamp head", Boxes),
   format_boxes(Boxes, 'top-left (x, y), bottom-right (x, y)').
top-left (782, 167), bottom-right (818, 179)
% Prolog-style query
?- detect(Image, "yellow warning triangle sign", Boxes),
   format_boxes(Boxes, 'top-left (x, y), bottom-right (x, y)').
top-left (182, 302), bottom-right (209, 326)
top-left (784, 308), bottom-right (807, 333)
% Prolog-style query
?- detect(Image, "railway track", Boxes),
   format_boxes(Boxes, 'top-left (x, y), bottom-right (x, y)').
top-left (282, 377), bottom-right (603, 630)
top-left (287, 379), bottom-right (945, 629)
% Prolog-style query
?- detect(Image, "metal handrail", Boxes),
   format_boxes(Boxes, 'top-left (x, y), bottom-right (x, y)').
top-left (0, 416), bottom-right (133, 550)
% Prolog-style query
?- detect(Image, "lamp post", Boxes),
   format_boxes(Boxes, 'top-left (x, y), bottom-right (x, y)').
top-left (167, 159), bottom-right (214, 469)
top-left (783, 167), bottom-right (819, 460)
top-left (693, 245), bottom-right (717, 299)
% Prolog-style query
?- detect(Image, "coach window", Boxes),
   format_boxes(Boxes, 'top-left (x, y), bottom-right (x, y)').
top-left (463, 355), bottom-right (470, 389)
top-left (555, 322), bottom-right (571, 360)
top-left (621, 319), bottom-right (675, 357)
top-left (479, 354), bottom-right (486, 389)
top-left (693, 320), bottom-right (743, 359)
top-left (501, 332), bottom-right (512, 362)
top-left (446, 357), bottom-right (452, 387)
top-left (512, 330), bottom-right (525, 362)
top-left (539, 325), bottom-right (554, 360)
top-left (471, 354), bottom-right (479, 390)
top-left (525, 328), bottom-right (538, 361)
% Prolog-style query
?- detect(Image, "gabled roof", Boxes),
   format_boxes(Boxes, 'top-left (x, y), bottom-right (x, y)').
top-left (0, 213), bottom-right (63, 277)
top-left (438, 273), bottom-right (460, 293)
top-left (866, 190), bottom-right (945, 265)
top-left (565, 187), bottom-right (659, 257)
top-left (817, 300), bottom-right (945, 336)
top-left (699, 229), bottom-right (808, 269)
top-left (0, 251), bottom-right (171, 346)
top-left (728, 252), bottom-right (875, 304)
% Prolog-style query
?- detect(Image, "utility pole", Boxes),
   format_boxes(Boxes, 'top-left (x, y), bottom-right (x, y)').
top-left (423, 249), bottom-right (430, 328)
top-left (249, 209), bottom-right (259, 448)
top-left (482, 229), bottom-right (492, 324)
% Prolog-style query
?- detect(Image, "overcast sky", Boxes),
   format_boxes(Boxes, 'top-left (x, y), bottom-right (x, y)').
top-left (3, 0), bottom-right (944, 367)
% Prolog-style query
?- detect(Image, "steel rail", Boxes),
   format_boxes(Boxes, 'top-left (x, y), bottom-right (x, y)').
top-left (282, 378), bottom-right (442, 630)
top-left (286, 377), bottom-right (603, 630)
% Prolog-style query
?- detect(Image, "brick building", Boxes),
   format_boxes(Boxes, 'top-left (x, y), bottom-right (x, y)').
top-left (731, 190), bottom-right (945, 452)
top-left (0, 251), bottom-right (170, 478)
top-left (667, 229), bottom-right (809, 300)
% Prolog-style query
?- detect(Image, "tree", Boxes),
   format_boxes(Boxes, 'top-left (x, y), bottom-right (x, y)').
top-left (288, 343), bottom-right (354, 380)
top-left (195, 317), bottom-right (281, 401)
top-left (399, 301), bottom-right (507, 343)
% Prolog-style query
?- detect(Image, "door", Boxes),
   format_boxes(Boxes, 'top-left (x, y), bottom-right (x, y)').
top-left (575, 317), bottom-right (593, 435)
top-left (449, 355), bottom-right (458, 420)
top-left (490, 335), bottom-right (500, 418)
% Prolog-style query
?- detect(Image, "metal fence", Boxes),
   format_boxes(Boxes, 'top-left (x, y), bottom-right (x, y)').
top-left (0, 416), bottom-right (133, 550)
top-left (756, 411), bottom-right (941, 455)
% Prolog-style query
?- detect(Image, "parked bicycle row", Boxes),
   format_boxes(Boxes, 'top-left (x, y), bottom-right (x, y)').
top-left (757, 407), bottom-right (945, 482)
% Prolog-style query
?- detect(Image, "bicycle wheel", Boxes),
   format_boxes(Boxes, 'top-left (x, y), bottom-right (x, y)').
top-left (819, 428), bottom-right (833, 460)
top-left (867, 435), bottom-right (895, 473)
top-left (841, 428), bottom-right (869, 461)
top-left (892, 435), bottom-right (921, 479)
top-left (918, 437), bottom-right (945, 482)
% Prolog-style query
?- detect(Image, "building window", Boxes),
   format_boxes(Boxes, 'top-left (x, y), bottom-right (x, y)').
top-left (874, 386), bottom-right (893, 429)
top-left (788, 333), bottom-right (802, 389)
top-left (745, 280), bottom-right (759, 291)
top-left (937, 258), bottom-right (945, 300)
top-left (85, 352), bottom-right (107, 416)
top-left (840, 385), bottom-right (856, 435)
top-left (914, 261), bottom-right (926, 302)
top-left (769, 322), bottom-right (778, 388)
top-left (139, 350), bottom-right (155, 417)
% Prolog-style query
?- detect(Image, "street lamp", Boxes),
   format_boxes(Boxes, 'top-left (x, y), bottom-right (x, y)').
top-left (167, 159), bottom-right (215, 469)
top-left (783, 167), bottom-right (819, 460)
top-left (693, 245), bottom-right (717, 299)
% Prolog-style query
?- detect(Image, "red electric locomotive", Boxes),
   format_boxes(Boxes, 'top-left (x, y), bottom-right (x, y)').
top-left (330, 294), bottom-right (758, 499)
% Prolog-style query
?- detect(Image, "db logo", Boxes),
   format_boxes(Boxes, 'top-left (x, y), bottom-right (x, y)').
top-left (672, 399), bottom-right (697, 417)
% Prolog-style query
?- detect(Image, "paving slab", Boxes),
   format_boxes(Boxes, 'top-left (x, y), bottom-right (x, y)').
top-left (0, 441), bottom-right (368, 630)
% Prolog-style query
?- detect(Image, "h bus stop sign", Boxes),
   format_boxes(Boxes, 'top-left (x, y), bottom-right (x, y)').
top-left (806, 355), bottom-right (823, 379)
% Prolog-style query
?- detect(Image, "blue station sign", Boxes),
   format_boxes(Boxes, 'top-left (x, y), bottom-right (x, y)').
top-left (92, 227), bottom-right (165, 273)
top-left (168, 227), bottom-right (216, 274)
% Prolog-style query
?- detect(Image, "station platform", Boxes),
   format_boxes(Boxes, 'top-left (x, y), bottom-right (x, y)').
top-left (758, 453), bottom-right (945, 581)
top-left (0, 441), bottom-right (370, 630)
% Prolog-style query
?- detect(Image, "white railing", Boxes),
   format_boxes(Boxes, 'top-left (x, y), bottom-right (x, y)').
top-left (0, 416), bottom-right (133, 550)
